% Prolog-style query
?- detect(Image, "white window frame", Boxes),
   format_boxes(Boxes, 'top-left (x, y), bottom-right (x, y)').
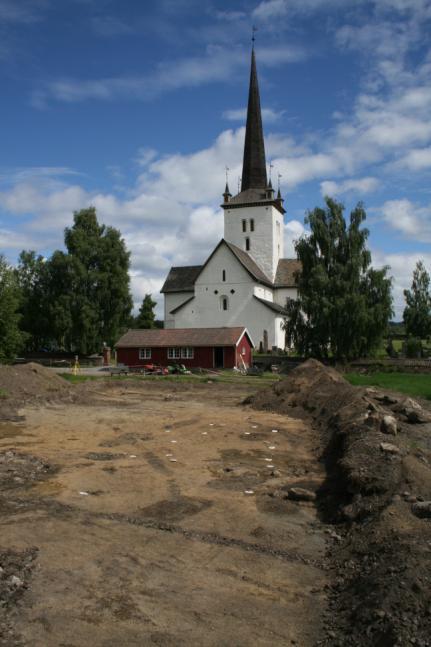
top-left (139, 348), bottom-right (151, 359)
top-left (181, 347), bottom-right (194, 359)
top-left (168, 347), bottom-right (181, 359)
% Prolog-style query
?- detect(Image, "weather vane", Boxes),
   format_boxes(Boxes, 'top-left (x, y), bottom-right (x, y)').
top-left (252, 25), bottom-right (258, 45)
top-left (269, 162), bottom-right (274, 182)
top-left (278, 172), bottom-right (282, 191)
top-left (225, 166), bottom-right (230, 184)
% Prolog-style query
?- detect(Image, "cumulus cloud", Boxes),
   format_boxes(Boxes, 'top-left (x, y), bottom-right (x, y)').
top-left (32, 44), bottom-right (306, 107)
top-left (284, 219), bottom-right (305, 257)
top-left (380, 199), bottom-right (431, 241)
top-left (223, 107), bottom-right (285, 123)
top-left (372, 249), bottom-right (431, 319)
top-left (320, 177), bottom-right (380, 196)
top-left (395, 146), bottom-right (431, 170)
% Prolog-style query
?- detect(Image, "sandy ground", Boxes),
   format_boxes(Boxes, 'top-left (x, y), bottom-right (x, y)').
top-left (0, 380), bottom-right (328, 646)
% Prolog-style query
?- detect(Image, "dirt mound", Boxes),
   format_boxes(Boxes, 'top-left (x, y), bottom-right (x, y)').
top-left (0, 363), bottom-right (71, 417)
top-left (247, 359), bottom-right (404, 518)
top-left (247, 359), bottom-right (431, 646)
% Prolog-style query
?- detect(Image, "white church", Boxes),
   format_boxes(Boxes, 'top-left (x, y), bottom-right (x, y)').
top-left (161, 47), bottom-right (301, 350)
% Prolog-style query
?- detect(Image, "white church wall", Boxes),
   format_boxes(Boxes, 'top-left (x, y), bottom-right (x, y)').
top-left (224, 204), bottom-right (284, 282)
top-left (164, 291), bottom-right (194, 329)
top-left (171, 244), bottom-right (284, 348)
top-left (274, 287), bottom-right (298, 307)
top-left (253, 285), bottom-right (274, 300)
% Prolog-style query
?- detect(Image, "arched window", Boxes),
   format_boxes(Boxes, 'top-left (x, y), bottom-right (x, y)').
top-left (222, 269), bottom-right (226, 282)
top-left (242, 219), bottom-right (247, 232)
top-left (245, 237), bottom-right (250, 251)
top-left (220, 295), bottom-right (229, 311)
top-left (250, 219), bottom-right (254, 232)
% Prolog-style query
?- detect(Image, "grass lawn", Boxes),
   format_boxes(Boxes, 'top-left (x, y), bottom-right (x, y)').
top-left (345, 372), bottom-right (431, 401)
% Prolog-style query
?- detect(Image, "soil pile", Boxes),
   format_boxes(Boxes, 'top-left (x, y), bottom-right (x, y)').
top-left (0, 363), bottom-right (71, 419)
top-left (247, 359), bottom-right (431, 646)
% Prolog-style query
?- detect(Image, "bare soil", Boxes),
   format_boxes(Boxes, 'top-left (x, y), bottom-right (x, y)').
top-left (0, 369), bottom-right (328, 646)
top-left (248, 359), bottom-right (431, 646)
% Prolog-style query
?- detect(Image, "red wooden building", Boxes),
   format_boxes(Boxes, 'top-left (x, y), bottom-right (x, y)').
top-left (115, 327), bottom-right (254, 370)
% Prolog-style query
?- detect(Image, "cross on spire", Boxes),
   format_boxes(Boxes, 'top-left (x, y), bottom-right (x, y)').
top-left (252, 25), bottom-right (258, 47)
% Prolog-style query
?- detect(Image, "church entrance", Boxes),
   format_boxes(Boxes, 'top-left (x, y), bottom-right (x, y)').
top-left (214, 347), bottom-right (224, 368)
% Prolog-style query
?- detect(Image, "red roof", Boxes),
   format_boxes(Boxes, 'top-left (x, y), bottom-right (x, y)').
top-left (115, 327), bottom-right (254, 348)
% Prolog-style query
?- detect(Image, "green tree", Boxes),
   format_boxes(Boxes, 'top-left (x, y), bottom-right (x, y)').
top-left (16, 250), bottom-right (51, 351)
top-left (63, 207), bottom-right (133, 354)
top-left (0, 255), bottom-right (26, 362)
top-left (134, 294), bottom-right (157, 329)
top-left (403, 260), bottom-right (431, 339)
top-left (284, 198), bottom-right (393, 361)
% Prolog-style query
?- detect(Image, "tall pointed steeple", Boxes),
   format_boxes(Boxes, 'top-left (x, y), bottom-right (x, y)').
top-left (241, 47), bottom-right (267, 192)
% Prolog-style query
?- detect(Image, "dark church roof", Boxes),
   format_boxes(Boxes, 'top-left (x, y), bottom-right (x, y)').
top-left (241, 47), bottom-right (267, 192)
top-left (160, 265), bottom-right (202, 293)
top-left (274, 259), bottom-right (302, 288)
top-left (253, 296), bottom-right (288, 314)
top-left (224, 240), bottom-right (273, 286)
top-left (161, 240), bottom-right (300, 295)
top-left (221, 48), bottom-right (285, 214)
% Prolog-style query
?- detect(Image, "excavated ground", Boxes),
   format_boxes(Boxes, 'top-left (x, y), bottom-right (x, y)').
top-left (248, 359), bottom-right (431, 647)
top-left (2, 361), bottom-right (430, 646)
top-left (0, 368), bottom-right (329, 646)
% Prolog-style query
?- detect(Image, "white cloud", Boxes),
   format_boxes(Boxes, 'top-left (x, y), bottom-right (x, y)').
top-left (380, 199), bottom-right (431, 241)
top-left (284, 219), bottom-right (305, 257)
top-left (32, 44), bottom-right (306, 107)
top-left (372, 249), bottom-right (431, 319)
top-left (395, 146), bottom-right (431, 170)
top-left (223, 107), bottom-right (285, 123)
top-left (320, 177), bottom-right (380, 196)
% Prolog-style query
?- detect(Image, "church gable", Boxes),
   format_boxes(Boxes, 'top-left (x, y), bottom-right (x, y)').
top-left (195, 241), bottom-right (253, 288)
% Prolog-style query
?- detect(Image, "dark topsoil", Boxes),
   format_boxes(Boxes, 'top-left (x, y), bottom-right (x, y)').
top-left (246, 358), bottom-right (431, 647)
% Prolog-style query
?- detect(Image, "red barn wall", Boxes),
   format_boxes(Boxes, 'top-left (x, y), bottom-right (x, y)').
top-left (235, 335), bottom-right (253, 368)
top-left (116, 345), bottom-right (244, 369)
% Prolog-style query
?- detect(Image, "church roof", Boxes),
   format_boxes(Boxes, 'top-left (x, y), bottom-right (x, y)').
top-left (224, 240), bottom-right (273, 286)
top-left (253, 296), bottom-right (288, 314)
top-left (160, 265), bottom-right (202, 293)
top-left (274, 259), bottom-right (302, 288)
top-left (241, 48), bottom-right (267, 192)
top-left (169, 296), bottom-right (195, 314)
top-left (115, 327), bottom-right (253, 348)
top-left (161, 242), bottom-right (301, 295)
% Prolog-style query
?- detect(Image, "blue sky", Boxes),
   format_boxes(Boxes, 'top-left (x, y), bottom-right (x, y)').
top-left (1, 0), bottom-right (431, 319)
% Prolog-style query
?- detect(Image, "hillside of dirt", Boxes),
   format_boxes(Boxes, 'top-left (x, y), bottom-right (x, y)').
top-left (247, 359), bottom-right (431, 646)
top-left (0, 363), bottom-right (71, 421)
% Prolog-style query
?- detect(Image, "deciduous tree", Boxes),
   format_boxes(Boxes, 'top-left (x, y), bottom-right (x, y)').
top-left (0, 255), bottom-right (26, 362)
top-left (284, 198), bottom-right (393, 361)
top-left (403, 260), bottom-right (431, 339)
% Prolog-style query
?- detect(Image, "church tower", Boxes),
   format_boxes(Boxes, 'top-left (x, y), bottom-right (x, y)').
top-left (222, 46), bottom-right (285, 283)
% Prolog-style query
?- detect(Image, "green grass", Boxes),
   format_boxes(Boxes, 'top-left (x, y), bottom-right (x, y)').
top-left (345, 372), bottom-right (431, 401)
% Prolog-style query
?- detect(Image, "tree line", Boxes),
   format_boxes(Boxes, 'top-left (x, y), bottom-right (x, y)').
top-left (0, 208), bottom-right (159, 362)
top-left (0, 200), bottom-right (430, 363)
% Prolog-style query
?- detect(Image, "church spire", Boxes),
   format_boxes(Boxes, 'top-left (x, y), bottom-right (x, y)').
top-left (241, 47), bottom-right (267, 192)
